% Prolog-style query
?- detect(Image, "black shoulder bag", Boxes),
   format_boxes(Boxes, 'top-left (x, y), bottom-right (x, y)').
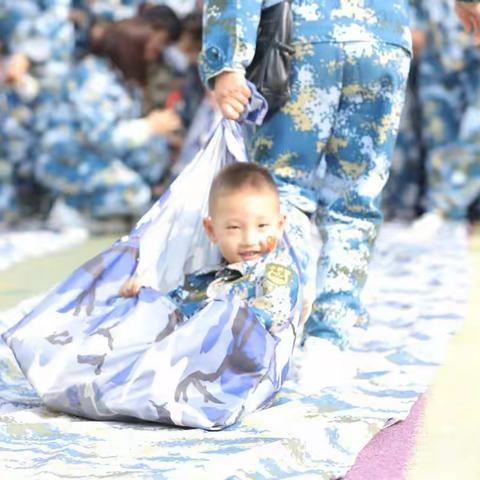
top-left (246, 0), bottom-right (294, 115)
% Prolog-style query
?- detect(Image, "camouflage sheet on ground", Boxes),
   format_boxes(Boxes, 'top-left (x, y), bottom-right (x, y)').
top-left (0, 222), bottom-right (469, 479)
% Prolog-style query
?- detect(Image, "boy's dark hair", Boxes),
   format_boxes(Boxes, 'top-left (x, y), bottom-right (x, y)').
top-left (209, 163), bottom-right (279, 213)
top-left (140, 5), bottom-right (182, 42)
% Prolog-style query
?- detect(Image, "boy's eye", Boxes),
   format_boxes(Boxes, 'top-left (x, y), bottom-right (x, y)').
top-left (227, 225), bottom-right (239, 230)
top-left (258, 223), bottom-right (270, 229)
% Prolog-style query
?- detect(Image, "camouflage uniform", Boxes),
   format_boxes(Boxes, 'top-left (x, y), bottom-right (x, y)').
top-left (201, 0), bottom-right (412, 347)
top-left (0, 87), bottom-right (15, 222)
top-left (382, 1), bottom-right (427, 221)
top-left (8, 0), bottom-right (75, 117)
top-left (384, 0), bottom-right (480, 221)
top-left (35, 55), bottom-right (170, 218)
top-left (0, 0), bottom-right (75, 221)
top-left (382, 65), bottom-right (424, 221)
top-left (425, 90), bottom-right (480, 219)
top-left (77, 0), bottom-right (140, 21)
top-left (414, 0), bottom-right (480, 217)
top-left (0, 73), bottom-right (39, 221)
top-left (79, 0), bottom-right (192, 22)
top-left (167, 249), bottom-right (300, 334)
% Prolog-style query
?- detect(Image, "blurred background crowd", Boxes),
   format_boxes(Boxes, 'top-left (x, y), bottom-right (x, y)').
top-left (0, 0), bottom-right (218, 233)
top-left (1, 0), bottom-right (480, 235)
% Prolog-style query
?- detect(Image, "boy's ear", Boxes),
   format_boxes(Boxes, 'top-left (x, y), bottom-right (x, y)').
top-left (203, 217), bottom-right (217, 243)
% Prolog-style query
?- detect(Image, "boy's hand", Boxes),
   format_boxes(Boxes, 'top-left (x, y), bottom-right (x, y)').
top-left (456, 2), bottom-right (480, 45)
top-left (119, 277), bottom-right (142, 297)
top-left (212, 71), bottom-right (251, 120)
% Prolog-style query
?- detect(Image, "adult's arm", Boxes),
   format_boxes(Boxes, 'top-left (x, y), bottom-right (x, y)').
top-left (199, 0), bottom-right (264, 119)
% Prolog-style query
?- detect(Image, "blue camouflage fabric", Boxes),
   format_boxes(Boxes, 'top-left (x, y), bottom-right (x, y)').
top-left (76, 0), bottom-right (140, 21)
top-left (8, 0), bottom-right (75, 105)
top-left (382, 65), bottom-right (424, 221)
top-left (424, 91), bottom-right (480, 219)
top-left (382, 1), bottom-right (426, 220)
top-left (0, 87), bottom-right (16, 221)
top-left (2, 233), bottom-right (303, 430)
top-left (2, 105), bottom-right (310, 430)
top-left (417, 0), bottom-right (480, 215)
top-left (200, 0), bottom-right (412, 86)
top-left (167, 251), bottom-right (300, 333)
top-left (417, 0), bottom-right (480, 153)
top-left (0, 1), bottom-right (32, 48)
top-left (35, 55), bottom-right (171, 218)
top-left (0, 0), bottom-right (75, 220)
top-left (201, 0), bottom-right (412, 346)
top-left (385, 0), bottom-right (480, 220)
top-left (9, 0), bottom-right (74, 68)
top-left (77, 0), bottom-right (183, 22)
top-left (0, 73), bottom-right (39, 221)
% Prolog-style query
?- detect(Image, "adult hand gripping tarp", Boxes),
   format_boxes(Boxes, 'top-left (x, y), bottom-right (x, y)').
top-left (2, 87), bottom-right (308, 430)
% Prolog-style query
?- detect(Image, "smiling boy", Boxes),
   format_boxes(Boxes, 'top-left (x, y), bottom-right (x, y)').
top-left (120, 162), bottom-right (302, 333)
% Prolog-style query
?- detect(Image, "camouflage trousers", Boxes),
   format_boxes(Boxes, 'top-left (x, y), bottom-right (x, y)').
top-left (0, 158), bottom-right (16, 222)
top-left (383, 63), bottom-right (424, 221)
top-left (426, 141), bottom-right (480, 219)
top-left (35, 135), bottom-right (170, 218)
top-left (248, 41), bottom-right (410, 346)
top-left (419, 53), bottom-right (480, 215)
top-left (384, 51), bottom-right (480, 221)
top-left (0, 85), bottom-right (37, 221)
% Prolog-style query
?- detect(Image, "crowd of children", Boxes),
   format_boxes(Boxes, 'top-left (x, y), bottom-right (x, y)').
top-left (0, 0), bottom-right (208, 230)
top-left (2, 1), bottom-right (480, 233)
top-left (384, 0), bottom-right (480, 229)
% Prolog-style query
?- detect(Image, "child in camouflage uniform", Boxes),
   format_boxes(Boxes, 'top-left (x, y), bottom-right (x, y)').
top-left (3, 162), bottom-right (311, 429)
top-left (121, 162), bottom-right (304, 334)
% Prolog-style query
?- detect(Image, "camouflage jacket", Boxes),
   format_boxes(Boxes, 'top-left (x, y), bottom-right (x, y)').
top-left (200, 0), bottom-right (414, 83)
top-left (200, 0), bottom-right (480, 84)
top-left (168, 242), bottom-right (300, 333)
top-left (409, 0), bottom-right (480, 73)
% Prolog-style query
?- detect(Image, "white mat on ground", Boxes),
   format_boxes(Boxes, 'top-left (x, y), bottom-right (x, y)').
top-left (0, 228), bottom-right (88, 272)
top-left (0, 222), bottom-right (469, 479)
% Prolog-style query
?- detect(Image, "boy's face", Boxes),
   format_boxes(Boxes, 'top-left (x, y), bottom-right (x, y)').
top-left (203, 187), bottom-right (285, 264)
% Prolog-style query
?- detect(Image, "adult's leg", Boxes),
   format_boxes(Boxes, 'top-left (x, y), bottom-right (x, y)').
top-left (306, 42), bottom-right (410, 347)
top-left (248, 43), bottom-right (344, 216)
top-left (247, 43), bottom-right (345, 316)
top-left (427, 142), bottom-right (480, 219)
top-left (382, 62), bottom-right (424, 221)
top-left (418, 56), bottom-right (479, 214)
